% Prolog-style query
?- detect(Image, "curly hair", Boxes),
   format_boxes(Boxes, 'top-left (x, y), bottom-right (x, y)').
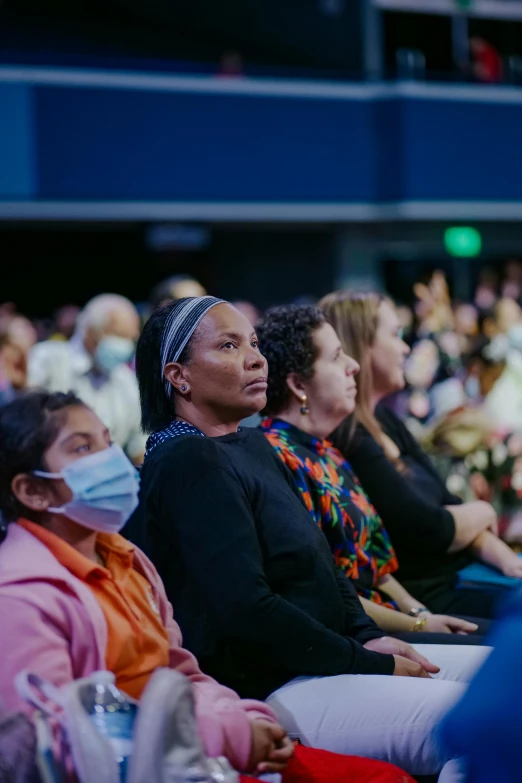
top-left (257, 304), bottom-right (326, 415)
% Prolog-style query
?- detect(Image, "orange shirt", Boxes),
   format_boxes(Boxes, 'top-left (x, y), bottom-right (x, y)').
top-left (18, 518), bottom-right (170, 699)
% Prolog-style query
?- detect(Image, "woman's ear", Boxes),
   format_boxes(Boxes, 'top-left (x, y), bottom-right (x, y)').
top-left (11, 475), bottom-right (52, 513)
top-left (286, 372), bottom-right (306, 403)
top-left (164, 362), bottom-right (191, 395)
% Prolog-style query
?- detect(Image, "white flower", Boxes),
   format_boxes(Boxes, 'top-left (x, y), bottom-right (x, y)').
top-left (472, 451), bottom-right (489, 471)
top-left (492, 443), bottom-right (509, 466)
top-left (447, 474), bottom-right (466, 494)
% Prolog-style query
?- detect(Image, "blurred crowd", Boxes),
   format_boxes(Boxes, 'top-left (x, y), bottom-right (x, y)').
top-left (389, 260), bottom-right (522, 544)
top-left (3, 260), bottom-right (522, 540)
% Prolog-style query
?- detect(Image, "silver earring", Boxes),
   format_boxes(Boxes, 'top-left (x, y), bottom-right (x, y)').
top-left (181, 385), bottom-right (187, 392)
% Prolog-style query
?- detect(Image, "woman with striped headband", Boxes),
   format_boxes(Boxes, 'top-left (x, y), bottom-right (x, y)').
top-left (126, 296), bottom-right (488, 782)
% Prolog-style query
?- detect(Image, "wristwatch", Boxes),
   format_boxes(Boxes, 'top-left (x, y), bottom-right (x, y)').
top-left (408, 607), bottom-right (429, 617)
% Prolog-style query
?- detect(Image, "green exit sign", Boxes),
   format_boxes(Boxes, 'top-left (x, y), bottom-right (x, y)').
top-left (444, 227), bottom-right (482, 258)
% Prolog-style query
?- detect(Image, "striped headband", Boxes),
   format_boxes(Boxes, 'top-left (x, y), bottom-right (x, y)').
top-left (161, 296), bottom-right (227, 394)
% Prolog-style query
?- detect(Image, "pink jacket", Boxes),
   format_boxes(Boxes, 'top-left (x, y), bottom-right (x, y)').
top-left (0, 524), bottom-right (277, 771)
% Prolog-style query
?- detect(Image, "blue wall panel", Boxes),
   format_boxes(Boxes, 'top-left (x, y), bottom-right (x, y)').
top-left (0, 83), bottom-right (35, 198)
top-left (1, 68), bottom-right (522, 213)
top-left (35, 86), bottom-right (376, 201)
top-left (400, 99), bottom-right (522, 201)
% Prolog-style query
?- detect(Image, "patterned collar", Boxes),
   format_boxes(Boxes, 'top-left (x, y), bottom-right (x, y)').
top-left (145, 420), bottom-right (205, 456)
top-left (260, 417), bottom-right (334, 453)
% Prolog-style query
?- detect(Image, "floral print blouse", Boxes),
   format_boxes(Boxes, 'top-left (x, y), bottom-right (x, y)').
top-left (261, 417), bottom-right (399, 608)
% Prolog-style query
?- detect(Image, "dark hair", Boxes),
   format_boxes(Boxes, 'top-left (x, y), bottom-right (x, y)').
top-left (0, 390), bottom-right (85, 522)
top-left (257, 304), bottom-right (326, 415)
top-left (136, 299), bottom-right (193, 433)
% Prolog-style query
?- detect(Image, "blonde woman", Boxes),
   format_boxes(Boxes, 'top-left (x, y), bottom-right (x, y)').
top-left (320, 290), bottom-right (522, 620)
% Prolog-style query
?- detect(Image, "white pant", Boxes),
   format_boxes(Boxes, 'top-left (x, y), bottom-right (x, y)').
top-left (266, 645), bottom-right (491, 783)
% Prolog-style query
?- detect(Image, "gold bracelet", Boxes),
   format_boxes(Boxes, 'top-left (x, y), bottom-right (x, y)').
top-left (411, 616), bottom-right (427, 632)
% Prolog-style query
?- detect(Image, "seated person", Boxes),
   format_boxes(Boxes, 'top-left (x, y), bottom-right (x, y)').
top-left (0, 391), bottom-right (292, 777)
top-left (320, 291), bottom-right (522, 619)
top-left (125, 295), bottom-right (490, 782)
top-left (28, 294), bottom-right (146, 465)
top-left (256, 304), bottom-right (486, 640)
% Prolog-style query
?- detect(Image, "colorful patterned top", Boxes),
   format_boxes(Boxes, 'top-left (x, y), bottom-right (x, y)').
top-left (261, 417), bottom-right (399, 608)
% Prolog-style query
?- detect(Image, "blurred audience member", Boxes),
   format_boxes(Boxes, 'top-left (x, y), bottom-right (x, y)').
top-left (28, 294), bottom-right (145, 464)
top-left (149, 275), bottom-right (207, 310)
top-left (414, 270), bottom-right (454, 337)
top-left (233, 300), bottom-right (262, 326)
top-left (495, 297), bottom-right (521, 336)
top-left (0, 312), bottom-right (35, 406)
top-left (454, 303), bottom-right (479, 354)
top-left (483, 298), bottom-right (522, 366)
top-left (6, 316), bottom-right (37, 354)
top-left (501, 259), bottom-right (522, 302)
top-left (486, 324), bottom-right (522, 434)
top-left (470, 37), bottom-right (503, 84)
top-left (0, 329), bottom-right (27, 406)
top-left (474, 268), bottom-right (498, 312)
top-left (51, 304), bottom-right (80, 341)
top-left (395, 304), bottom-right (414, 344)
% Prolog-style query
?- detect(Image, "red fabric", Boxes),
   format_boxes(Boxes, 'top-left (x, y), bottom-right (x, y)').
top-left (241, 744), bottom-right (415, 783)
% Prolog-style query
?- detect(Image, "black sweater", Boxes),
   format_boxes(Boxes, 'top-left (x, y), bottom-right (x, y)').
top-left (343, 405), bottom-right (471, 600)
top-left (125, 428), bottom-right (392, 699)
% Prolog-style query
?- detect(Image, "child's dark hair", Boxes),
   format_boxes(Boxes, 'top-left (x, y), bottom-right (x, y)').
top-left (0, 390), bottom-right (85, 522)
top-left (136, 299), bottom-right (193, 434)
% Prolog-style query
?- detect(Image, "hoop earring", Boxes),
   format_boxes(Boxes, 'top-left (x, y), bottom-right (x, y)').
top-left (300, 395), bottom-right (309, 415)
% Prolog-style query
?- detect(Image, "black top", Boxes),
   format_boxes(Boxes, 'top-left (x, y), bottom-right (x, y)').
top-left (342, 405), bottom-right (472, 603)
top-left (124, 427), bottom-right (392, 699)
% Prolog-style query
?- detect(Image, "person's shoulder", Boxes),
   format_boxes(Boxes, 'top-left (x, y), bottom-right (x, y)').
top-left (344, 418), bottom-right (385, 462)
top-left (29, 339), bottom-right (72, 361)
top-left (375, 404), bottom-right (404, 435)
top-left (113, 363), bottom-right (138, 382)
top-left (143, 434), bottom-right (231, 477)
top-left (245, 427), bottom-right (274, 447)
top-left (111, 364), bottom-right (140, 400)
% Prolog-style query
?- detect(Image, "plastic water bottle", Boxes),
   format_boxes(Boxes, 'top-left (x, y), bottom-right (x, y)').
top-left (80, 671), bottom-right (137, 782)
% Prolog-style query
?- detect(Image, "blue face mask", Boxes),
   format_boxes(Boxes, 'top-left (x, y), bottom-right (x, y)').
top-left (34, 445), bottom-right (140, 534)
top-left (95, 336), bottom-right (135, 374)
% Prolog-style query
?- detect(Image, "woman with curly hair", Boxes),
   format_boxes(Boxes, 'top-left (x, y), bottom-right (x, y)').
top-left (257, 303), bottom-right (487, 640)
top-left (320, 290), bottom-right (522, 620)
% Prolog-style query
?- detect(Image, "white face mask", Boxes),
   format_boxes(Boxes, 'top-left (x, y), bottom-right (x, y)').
top-left (34, 445), bottom-right (140, 534)
top-left (95, 336), bottom-right (135, 374)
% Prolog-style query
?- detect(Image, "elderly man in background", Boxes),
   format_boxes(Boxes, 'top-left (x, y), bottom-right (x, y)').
top-left (28, 294), bottom-right (145, 464)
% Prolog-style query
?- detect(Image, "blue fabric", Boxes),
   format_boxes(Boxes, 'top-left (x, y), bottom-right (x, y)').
top-left (458, 555), bottom-right (522, 589)
top-left (440, 587), bottom-right (522, 782)
top-left (145, 420), bottom-right (205, 456)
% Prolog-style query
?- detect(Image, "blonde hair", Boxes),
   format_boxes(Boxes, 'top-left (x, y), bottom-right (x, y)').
top-left (319, 290), bottom-right (396, 460)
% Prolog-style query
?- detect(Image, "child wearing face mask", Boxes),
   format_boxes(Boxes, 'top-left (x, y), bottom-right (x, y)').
top-left (0, 391), bottom-right (293, 778)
